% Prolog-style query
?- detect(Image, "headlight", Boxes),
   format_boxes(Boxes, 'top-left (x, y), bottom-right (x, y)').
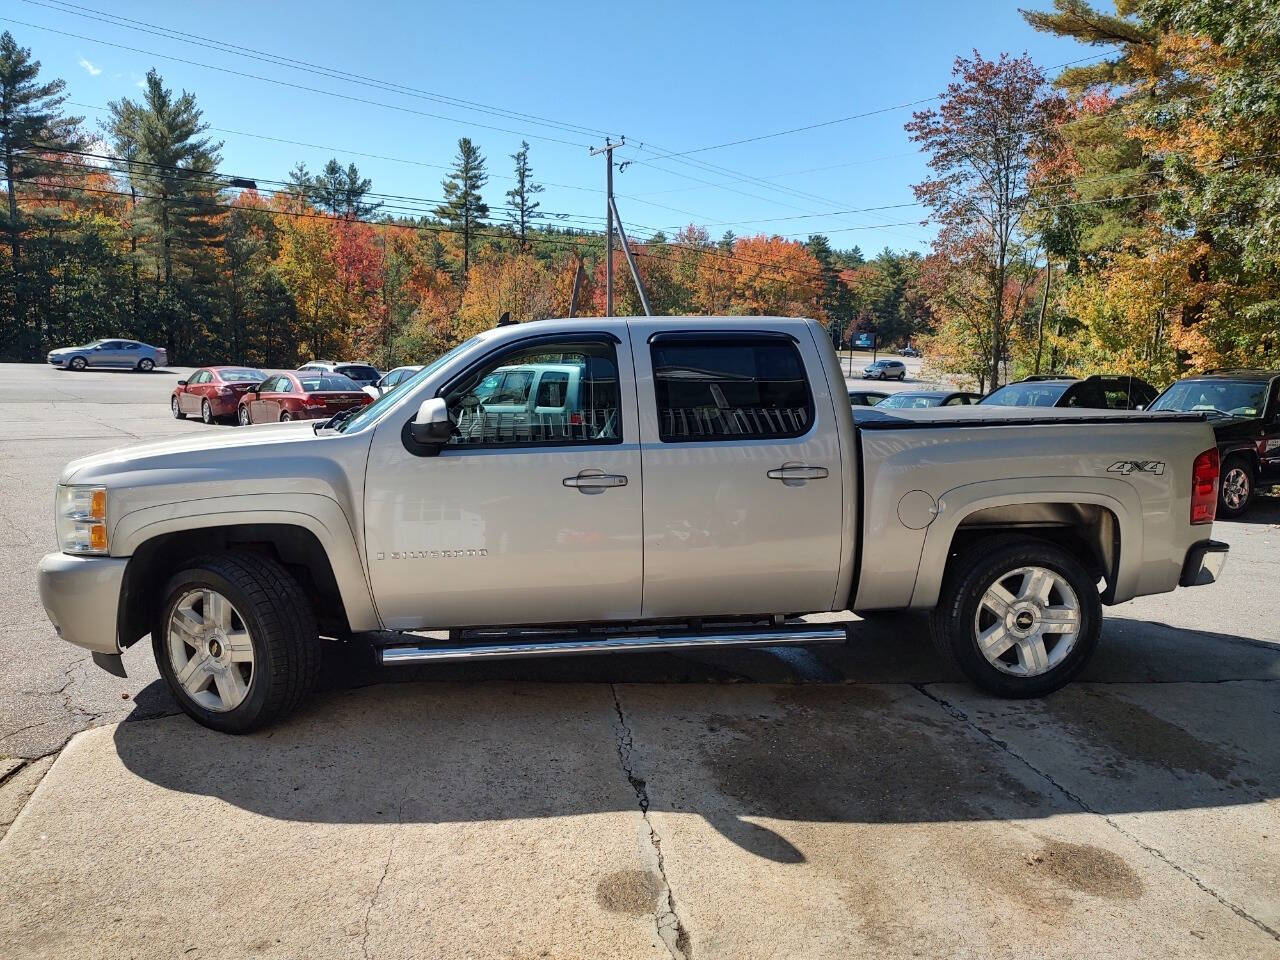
top-left (55, 485), bottom-right (109, 555)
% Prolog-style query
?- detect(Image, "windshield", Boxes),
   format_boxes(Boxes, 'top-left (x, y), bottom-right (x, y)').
top-left (981, 382), bottom-right (1071, 407)
top-left (299, 375), bottom-right (358, 392)
top-left (336, 338), bottom-right (481, 433)
top-left (879, 393), bottom-right (940, 409)
top-left (221, 368), bottom-right (266, 382)
top-left (1150, 379), bottom-right (1267, 418)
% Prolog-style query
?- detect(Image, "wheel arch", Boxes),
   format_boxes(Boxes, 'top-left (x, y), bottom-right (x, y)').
top-left (910, 479), bottom-right (1139, 609)
top-left (116, 509), bottom-right (380, 649)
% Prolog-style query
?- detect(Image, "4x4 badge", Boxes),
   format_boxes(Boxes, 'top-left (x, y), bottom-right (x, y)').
top-left (1107, 460), bottom-right (1165, 476)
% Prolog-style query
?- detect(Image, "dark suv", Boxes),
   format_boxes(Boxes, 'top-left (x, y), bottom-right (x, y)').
top-left (980, 374), bottom-right (1158, 411)
top-left (1149, 369), bottom-right (1280, 518)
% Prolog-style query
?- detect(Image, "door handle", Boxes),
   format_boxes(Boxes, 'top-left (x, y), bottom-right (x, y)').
top-left (767, 463), bottom-right (829, 482)
top-left (563, 471), bottom-right (628, 490)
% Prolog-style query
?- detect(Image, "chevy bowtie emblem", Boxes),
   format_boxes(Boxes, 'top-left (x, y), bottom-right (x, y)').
top-left (1107, 460), bottom-right (1165, 476)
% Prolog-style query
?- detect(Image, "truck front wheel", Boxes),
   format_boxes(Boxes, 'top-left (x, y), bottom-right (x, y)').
top-left (930, 536), bottom-right (1101, 698)
top-left (153, 552), bottom-right (321, 733)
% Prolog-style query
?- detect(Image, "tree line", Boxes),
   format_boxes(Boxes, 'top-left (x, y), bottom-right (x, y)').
top-left (0, 31), bottom-right (926, 369)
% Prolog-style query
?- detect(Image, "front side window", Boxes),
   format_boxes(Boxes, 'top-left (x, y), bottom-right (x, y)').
top-left (651, 336), bottom-right (812, 442)
top-left (443, 339), bottom-right (621, 446)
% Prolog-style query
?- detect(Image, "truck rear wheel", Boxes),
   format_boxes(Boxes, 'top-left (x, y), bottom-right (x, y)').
top-left (153, 552), bottom-right (320, 733)
top-left (930, 536), bottom-right (1101, 698)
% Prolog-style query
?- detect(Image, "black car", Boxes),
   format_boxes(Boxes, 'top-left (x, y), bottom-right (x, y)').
top-left (1149, 369), bottom-right (1280, 518)
top-left (980, 374), bottom-right (1158, 411)
top-left (848, 389), bottom-right (889, 407)
top-left (877, 390), bottom-right (983, 409)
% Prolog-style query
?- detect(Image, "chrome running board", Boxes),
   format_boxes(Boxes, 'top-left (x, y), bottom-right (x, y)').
top-left (378, 625), bottom-right (848, 665)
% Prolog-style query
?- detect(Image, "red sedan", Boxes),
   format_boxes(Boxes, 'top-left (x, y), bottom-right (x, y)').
top-left (236, 371), bottom-right (372, 425)
top-left (172, 366), bottom-right (268, 424)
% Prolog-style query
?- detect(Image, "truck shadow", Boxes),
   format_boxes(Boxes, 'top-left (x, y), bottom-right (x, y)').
top-left (113, 617), bottom-right (1279, 864)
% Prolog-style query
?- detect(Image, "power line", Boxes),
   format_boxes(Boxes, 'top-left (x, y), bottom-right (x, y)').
top-left (0, 16), bottom-right (594, 149)
top-left (66, 100), bottom-right (601, 195)
top-left (16, 0), bottom-right (611, 141)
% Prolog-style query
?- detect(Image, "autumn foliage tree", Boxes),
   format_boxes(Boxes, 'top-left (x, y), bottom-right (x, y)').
top-left (907, 51), bottom-right (1065, 388)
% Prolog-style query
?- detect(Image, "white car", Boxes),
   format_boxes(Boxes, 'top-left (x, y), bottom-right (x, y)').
top-left (363, 365), bottom-right (424, 399)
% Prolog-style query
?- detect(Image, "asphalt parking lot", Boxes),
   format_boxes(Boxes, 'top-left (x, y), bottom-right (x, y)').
top-left (0, 361), bottom-right (1277, 959)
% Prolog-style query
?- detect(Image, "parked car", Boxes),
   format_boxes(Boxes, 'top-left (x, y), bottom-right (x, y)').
top-left (980, 375), bottom-right (1157, 411)
top-left (236, 371), bottom-right (372, 425)
top-left (1149, 369), bottom-right (1280, 518)
top-left (364, 365), bottom-right (424, 399)
top-left (36, 316), bottom-right (1227, 732)
top-left (298, 360), bottom-right (382, 388)
top-left (172, 366), bottom-right (268, 424)
top-left (878, 390), bottom-right (982, 409)
top-left (848, 389), bottom-right (888, 407)
top-left (898, 346), bottom-right (920, 357)
top-left (47, 339), bottom-right (167, 372)
top-left (863, 359), bottom-right (907, 381)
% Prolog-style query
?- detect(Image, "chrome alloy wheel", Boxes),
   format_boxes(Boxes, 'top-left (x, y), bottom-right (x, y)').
top-left (167, 588), bottom-right (255, 712)
top-left (1221, 466), bottom-right (1250, 511)
top-left (973, 565), bottom-right (1080, 677)
top-left (237, 404), bottom-right (251, 426)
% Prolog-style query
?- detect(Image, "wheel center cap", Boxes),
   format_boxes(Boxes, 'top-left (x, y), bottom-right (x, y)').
top-left (1015, 611), bottom-right (1035, 630)
top-left (208, 637), bottom-right (223, 659)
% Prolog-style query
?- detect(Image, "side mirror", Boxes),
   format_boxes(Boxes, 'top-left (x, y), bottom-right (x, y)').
top-left (176, 379), bottom-right (188, 387)
top-left (1135, 403), bottom-right (1146, 411)
top-left (410, 397), bottom-right (452, 447)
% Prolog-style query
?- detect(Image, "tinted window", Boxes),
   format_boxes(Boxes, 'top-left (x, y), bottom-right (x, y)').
top-left (981, 382), bottom-right (1071, 407)
top-left (1062, 382), bottom-right (1106, 408)
top-left (122, 342), bottom-right (140, 350)
top-left (651, 337), bottom-right (812, 441)
top-left (445, 340), bottom-right (620, 446)
top-left (336, 365), bottom-right (379, 380)
top-left (535, 371), bottom-right (570, 407)
top-left (299, 375), bottom-right (357, 392)
top-left (943, 394), bottom-right (970, 406)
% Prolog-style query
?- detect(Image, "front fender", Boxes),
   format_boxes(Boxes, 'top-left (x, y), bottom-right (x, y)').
top-left (112, 493), bottom-right (380, 631)
top-left (909, 476), bottom-right (1141, 609)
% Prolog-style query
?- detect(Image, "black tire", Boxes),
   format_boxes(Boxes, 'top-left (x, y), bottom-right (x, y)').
top-left (153, 552), bottom-right (320, 733)
top-left (69, 356), bottom-right (87, 371)
top-left (201, 399), bottom-right (214, 425)
top-left (280, 410), bottom-right (292, 422)
top-left (138, 357), bottom-right (155, 372)
top-left (171, 395), bottom-right (186, 419)
top-left (237, 404), bottom-right (251, 426)
top-left (929, 535), bottom-right (1102, 698)
top-left (1217, 455), bottom-right (1253, 519)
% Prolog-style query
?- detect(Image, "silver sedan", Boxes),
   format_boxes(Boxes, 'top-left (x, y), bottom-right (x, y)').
top-left (47, 339), bottom-right (168, 372)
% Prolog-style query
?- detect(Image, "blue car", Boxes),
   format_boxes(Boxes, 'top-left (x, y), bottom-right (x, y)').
top-left (47, 339), bottom-right (168, 372)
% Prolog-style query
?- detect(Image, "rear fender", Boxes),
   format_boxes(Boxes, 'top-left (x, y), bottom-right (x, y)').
top-left (909, 477), bottom-right (1141, 608)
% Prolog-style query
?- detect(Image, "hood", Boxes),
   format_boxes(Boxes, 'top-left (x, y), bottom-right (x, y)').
top-left (61, 419), bottom-right (318, 485)
top-left (49, 345), bottom-right (89, 355)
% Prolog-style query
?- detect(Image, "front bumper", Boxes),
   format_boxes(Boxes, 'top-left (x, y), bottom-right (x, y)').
top-left (1179, 539), bottom-right (1229, 587)
top-left (47, 355), bottom-right (67, 367)
top-left (37, 552), bottom-right (128, 655)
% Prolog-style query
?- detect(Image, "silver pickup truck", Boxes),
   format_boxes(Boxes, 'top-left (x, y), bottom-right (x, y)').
top-left (37, 317), bottom-right (1228, 732)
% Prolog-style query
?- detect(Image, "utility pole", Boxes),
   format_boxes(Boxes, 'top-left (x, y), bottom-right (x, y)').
top-left (589, 137), bottom-right (624, 315)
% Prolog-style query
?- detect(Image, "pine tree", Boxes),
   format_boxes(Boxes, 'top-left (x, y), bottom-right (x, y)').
top-left (505, 140), bottom-right (542, 249)
top-left (107, 68), bottom-right (222, 357)
top-left (435, 138), bottom-right (488, 276)
top-left (311, 158), bottom-right (378, 218)
top-left (0, 30), bottom-right (84, 346)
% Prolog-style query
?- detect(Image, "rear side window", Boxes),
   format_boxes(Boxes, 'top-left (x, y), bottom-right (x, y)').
top-left (651, 336), bottom-right (813, 442)
top-left (337, 365), bottom-right (379, 381)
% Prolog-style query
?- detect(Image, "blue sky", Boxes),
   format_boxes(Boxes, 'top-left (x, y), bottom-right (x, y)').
top-left (3, 0), bottom-right (1091, 254)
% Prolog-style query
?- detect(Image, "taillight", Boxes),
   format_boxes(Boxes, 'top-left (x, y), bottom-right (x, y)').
top-left (1191, 447), bottom-right (1219, 525)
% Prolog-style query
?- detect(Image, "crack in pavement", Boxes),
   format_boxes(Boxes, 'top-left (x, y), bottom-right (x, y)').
top-left (360, 780), bottom-right (412, 960)
top-left (913, 683), bottom-right (1280, 944)
top-left (610, 684), bottom-right (692, 960)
